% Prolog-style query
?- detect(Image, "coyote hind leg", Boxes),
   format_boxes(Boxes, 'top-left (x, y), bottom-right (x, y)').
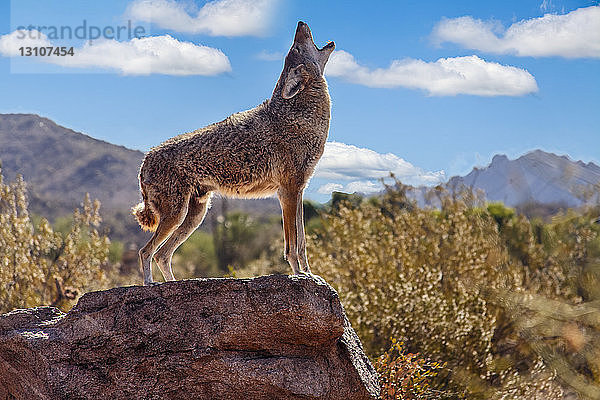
top-left (154, 193), bottom-right (212, 281)
top-left (139, 192), bottom-right (190, 285)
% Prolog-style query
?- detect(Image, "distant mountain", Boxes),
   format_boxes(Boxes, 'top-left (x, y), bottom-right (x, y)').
top-left (0, 114), bottom-right (280, 244)
top-left (448, 150), bottom-right (600, 208)
top-left (2, 113), bottom-right (597, 241)
top-left (0, 113), bottom-right (144, 217)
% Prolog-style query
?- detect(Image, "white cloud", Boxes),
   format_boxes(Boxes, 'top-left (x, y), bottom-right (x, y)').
top-left (255, 49), bottom-right (283, 61)
top-left (128, 0), bottom-right (276, 37)
top-left (317, 183), bottom-right (344, 194)
top-left (0, 30), bottom-right (231, 75)
top-left (432, 6), bottom-right (600, 58)
top-left (317, 181), bottom-right (383, 196)
top-left (313, 142), bottom-right (445, 195)
top-left (344, 181), bottom-right (384, 194)
top-left (0, 30), bottom-right (53, 54)
top-left (325, 50), bottom-right (538, 96)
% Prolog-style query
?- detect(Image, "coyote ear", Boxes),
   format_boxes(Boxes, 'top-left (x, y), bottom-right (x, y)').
top-left (282, 64), bottom-right (307, 99)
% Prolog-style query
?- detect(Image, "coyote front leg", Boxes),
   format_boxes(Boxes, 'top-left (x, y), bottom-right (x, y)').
top-left (278, 188), bottom-right (301, 274)
top-left (296, 192), bottom-right (311, 273)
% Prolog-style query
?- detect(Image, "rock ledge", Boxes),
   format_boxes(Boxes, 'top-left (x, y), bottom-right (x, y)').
top-left (0, 275), bottom-right (379, 399)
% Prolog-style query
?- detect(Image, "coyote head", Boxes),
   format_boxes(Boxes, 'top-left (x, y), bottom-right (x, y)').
top-left (281, 21), bottom-right (335, 99)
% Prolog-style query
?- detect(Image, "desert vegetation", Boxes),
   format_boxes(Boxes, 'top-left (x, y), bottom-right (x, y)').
top-left (310, 181), bottom-right (600, 399)
top-left (0, 171), bottom-right (111, 312)
top-left (1, 169), bottom-right (599, 398)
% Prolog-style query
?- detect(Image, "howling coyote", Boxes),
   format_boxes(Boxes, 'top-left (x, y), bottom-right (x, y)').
top-left (133, 22), bottom-right (335, 285)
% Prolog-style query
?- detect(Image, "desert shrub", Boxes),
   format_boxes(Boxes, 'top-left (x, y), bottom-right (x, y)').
top-left (487, 202), bottom-right (515, 227)
top-left (375, 338), bottom-right (448, 400)
top-left (490, 207), bottom-right (600, 398)
top-left (310, 183), bottom-right (507, 389)
top-left (309, 181), bottom-right (600, 397)
top-left (227, 200), bottom-right (327, 278)
top-left (490, 291), bottom-right (598, 400)
top-left (546, 210), bottom-right (600, 301)
top-left (0, 171), bottom-right (110, 312)
top-left (166, 207), bottom-right (283, 279)
top-left (489, 357), bottom-right (565, 400)
top-left (230, 236), bottom-right (289, 278)
top-left (211, 210), bottom-right (282, 274)
top-left (172, 230), bottom-right (219, 278)
top-left (108, 240), bottom-right (124, 264)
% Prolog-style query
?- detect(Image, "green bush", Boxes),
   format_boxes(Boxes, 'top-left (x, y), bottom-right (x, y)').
top-left (172, 229), bottom-right (219, 278)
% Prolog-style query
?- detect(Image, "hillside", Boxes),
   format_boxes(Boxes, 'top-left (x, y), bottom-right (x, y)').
top-left (0, 114), bottom-right (280, 244)
top-left (0, 113), bottom-right (143, 217)
top-left (447, 150), bottom-right (600, 208)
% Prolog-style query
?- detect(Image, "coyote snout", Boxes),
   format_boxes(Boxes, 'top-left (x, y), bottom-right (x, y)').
top-left (133, 22), bottom-right (335, 285)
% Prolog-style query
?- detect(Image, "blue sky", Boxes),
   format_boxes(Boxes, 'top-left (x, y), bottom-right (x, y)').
top-left (0, 0), bottom-right (598, 201)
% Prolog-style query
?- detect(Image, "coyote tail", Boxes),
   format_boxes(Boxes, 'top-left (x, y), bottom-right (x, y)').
top-left (132, 200), bottom-right (158, 232)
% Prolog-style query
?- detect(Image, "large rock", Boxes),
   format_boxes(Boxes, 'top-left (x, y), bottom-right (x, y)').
top-left (0, 275), bottom-right (379, 399)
